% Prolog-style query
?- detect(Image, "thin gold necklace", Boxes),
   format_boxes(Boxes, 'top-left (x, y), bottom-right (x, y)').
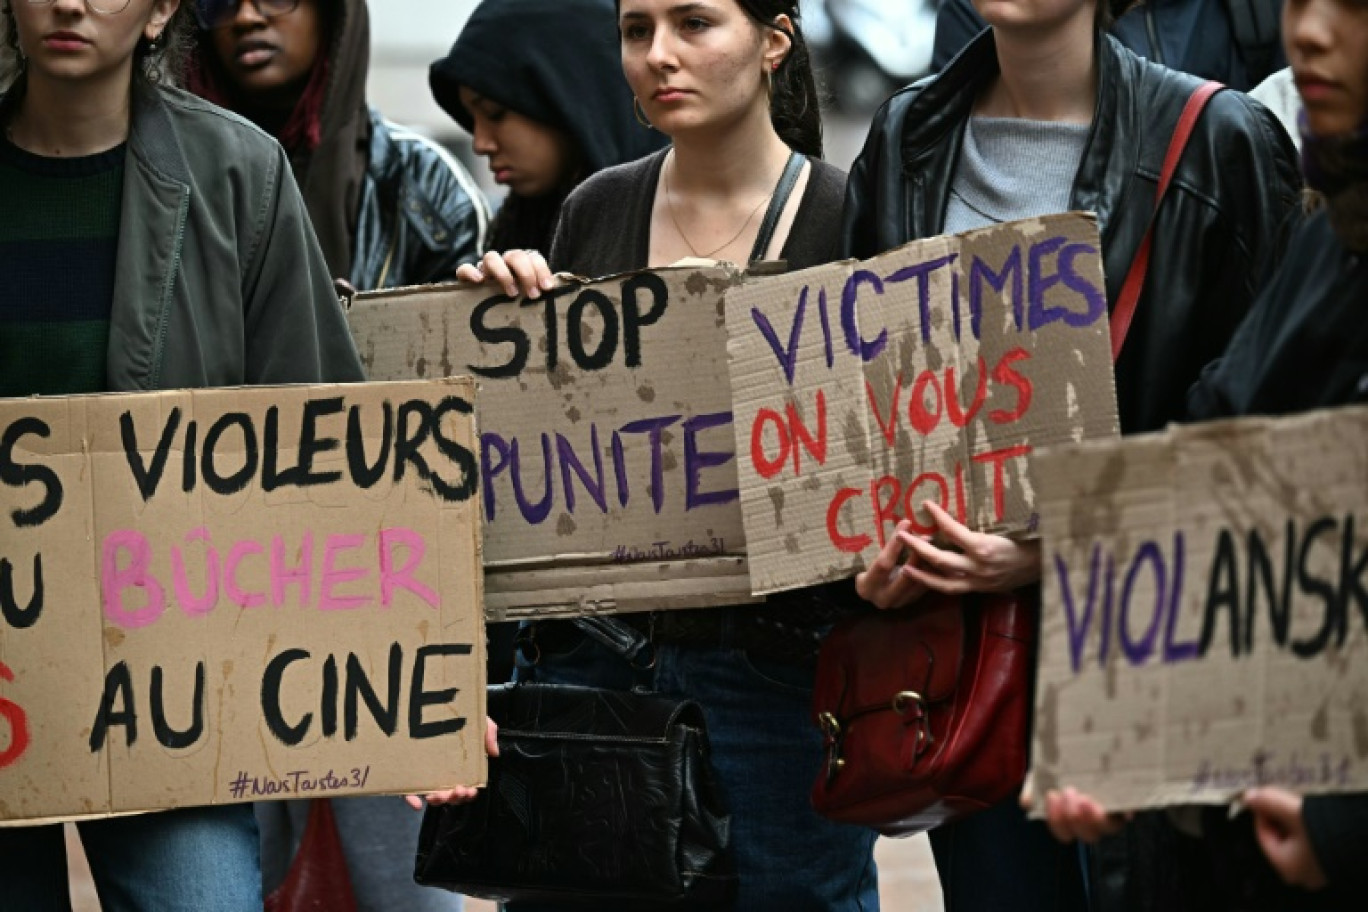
top-left (663, 150), bottom-right (777, 259)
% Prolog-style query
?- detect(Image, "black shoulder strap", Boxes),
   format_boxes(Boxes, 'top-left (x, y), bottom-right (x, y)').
top-left (750, 151), bottom-right (807, 264)
top-left (1223, 0), bottom-right (1283, 85)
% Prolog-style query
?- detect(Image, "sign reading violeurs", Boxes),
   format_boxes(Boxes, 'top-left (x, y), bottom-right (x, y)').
top-left (0, 379), bottom-right (484, 824)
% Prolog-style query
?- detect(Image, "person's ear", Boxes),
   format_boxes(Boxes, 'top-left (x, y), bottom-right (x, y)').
top-left (762, 13), bottom-right (794, 71)
top-left (145, 0), bottom-right (181, 40)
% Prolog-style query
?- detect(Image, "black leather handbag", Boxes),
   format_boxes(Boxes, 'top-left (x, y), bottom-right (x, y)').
top-left (414, 682), bottom-right (737, 908)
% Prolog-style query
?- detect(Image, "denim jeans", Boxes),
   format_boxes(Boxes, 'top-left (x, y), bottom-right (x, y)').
top-left (510, 625), bottom-right (880, 912)
top-left (0, 804), bottom-right (261, 912)
top-left (929, 796), bottom-right (1089, 912)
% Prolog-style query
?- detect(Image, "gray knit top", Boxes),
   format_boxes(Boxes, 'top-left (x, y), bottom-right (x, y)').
top-left (944, 117), bottom-right (1090, 234)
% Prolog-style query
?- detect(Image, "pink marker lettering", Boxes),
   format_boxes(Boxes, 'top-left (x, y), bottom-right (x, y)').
top-left (320, 534), bottom-right (371, 611)
top-left (379, 528), bottom-right (438, 609)
top-left (271, 532), bottom-right (314, 608)
top-left (172, 527), bottom-right (219, 616)
top-left (102, 530), bottom-right (166, 629)
top-left (225, 540), bottom-right (267, 608)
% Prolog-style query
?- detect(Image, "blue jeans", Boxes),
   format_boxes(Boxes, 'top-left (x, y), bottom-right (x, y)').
top-left (929, 797), bottom-right (1089, 912)
top-left (0, 804), bottom-right (261, 912)
top-left (511, 627), bottom-right (880, 912)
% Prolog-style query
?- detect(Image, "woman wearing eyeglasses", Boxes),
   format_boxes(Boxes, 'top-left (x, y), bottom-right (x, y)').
top-left (187, 0), bottom-right (489, 289)
top-left (0, 0), bottom-right (363, 909)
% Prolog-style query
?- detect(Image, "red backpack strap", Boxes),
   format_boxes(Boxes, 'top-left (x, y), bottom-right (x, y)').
top-left (1110, 80), bottom-right (1224, 362)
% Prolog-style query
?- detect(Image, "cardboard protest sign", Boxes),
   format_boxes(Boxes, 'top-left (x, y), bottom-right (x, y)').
top-left (348, 268), bottom-right (758, 621)
top-left (725, 213), bottom-right (1120, 595)
top-left (1027, 406), bottom-right (1368, 813)
top-left (0, 380), bottom-right (484, 824)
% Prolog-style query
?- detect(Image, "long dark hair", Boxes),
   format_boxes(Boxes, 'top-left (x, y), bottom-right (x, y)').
top-left (613, 0), bottom-right (823, 159)
top-left (734, 0), bottom-right (822, 158)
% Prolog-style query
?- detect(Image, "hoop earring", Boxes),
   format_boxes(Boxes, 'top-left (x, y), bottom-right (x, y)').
top-left (633, 96), bottom-right (654, 131)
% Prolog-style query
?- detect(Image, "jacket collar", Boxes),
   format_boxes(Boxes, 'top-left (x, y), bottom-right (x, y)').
top-left (900, 28), bottom-right (1138, 238)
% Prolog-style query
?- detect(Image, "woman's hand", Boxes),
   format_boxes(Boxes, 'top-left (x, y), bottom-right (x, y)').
top-left (1244, 788), bottom-right (1329, 890)
top-left (455, 249), bottom-right (555, 300)
top-left (899, 502), bottom-right (1042, 594)
top-left (405, 717), bottom-right (500, 810)
top-left (854, 519), bottom-right (930, 610)
top-left (1040, 787), bottom-right (1129, 843)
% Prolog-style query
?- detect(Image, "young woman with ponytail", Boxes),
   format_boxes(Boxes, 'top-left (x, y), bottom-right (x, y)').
top-left (458, 3), bottom-right (877, 909)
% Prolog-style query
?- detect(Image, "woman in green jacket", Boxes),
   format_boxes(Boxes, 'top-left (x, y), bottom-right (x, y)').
top-left (0, 0), bottom-right (361, 908)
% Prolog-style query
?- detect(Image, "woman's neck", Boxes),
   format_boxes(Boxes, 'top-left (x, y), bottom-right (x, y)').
top-left (667, 103), bottom-right (792, 200)
top-left (9, 68), bottom-right (135, 157)
top-left (979, 14), bottom-right (1098, 123)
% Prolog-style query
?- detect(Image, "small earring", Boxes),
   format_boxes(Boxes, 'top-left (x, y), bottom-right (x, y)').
top-left (633, 96), bottom-right (654, 131)
top-left (147, 33), bottom-right (161, 54)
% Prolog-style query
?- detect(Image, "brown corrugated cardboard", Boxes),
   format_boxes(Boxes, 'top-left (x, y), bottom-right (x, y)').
top-left (1027, 405), bottom-right (1368, 813)
top-left (724, 213), bottom-right (1120, 595)
top-left (348, 268), bottom-right (759, 620)
top-left (0, 379), bottom-right (484, 824)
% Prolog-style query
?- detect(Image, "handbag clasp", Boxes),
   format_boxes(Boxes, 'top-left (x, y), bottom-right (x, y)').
top-left (819, 712), bottom-right (846, 781)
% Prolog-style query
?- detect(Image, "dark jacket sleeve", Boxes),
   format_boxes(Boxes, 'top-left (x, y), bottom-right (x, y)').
top-left (932, 0), bottom-right (989, 72)
top-left (839, 97), bottom-right (899, 261)
top-left (395, 127), bottom-right (488, 282)
top-left (1304, 794), bottom-right (1368, 893)
top-left (243, 144), bottom-right (365, 385)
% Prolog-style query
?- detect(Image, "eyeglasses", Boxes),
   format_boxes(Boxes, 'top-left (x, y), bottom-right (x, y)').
top-left (24, 0), bottom-right (135, 15)
top-left (193, 0), bottom-right (300, 30)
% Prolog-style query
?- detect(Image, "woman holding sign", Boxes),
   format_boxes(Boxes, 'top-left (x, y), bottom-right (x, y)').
top-left (1047, 0), bottom-right (1368, 906)
top-left (456, 2), bottom-right (878, 909)
top-left (840, 0), bottom-right (1301, 908)
top-left (0, 0), bottom-right (363, 908)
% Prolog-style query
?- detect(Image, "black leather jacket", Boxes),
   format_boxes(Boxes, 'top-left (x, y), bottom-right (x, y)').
top-left (350, 109), bottom-right (488, 291)
top-left (842, 31), bottom-right (1301, 434)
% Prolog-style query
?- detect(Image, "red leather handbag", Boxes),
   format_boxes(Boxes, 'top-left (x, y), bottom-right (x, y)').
top-left (810, 81), bottom-right (1224, 837)
top-left (810, 592), bottom-right (1034, 836)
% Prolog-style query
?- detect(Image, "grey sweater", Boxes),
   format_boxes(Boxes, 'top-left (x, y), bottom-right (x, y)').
top-left (550, 147), bottom-right (848, 277)
top-left (944, 116), bottom-right (1090, 235)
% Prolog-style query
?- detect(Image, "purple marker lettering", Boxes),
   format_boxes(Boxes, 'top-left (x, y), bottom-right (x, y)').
top-left (480, 432), bottom-right (510, 522)
top-left (751, 286), bottom-right (807, 385)
top-left (841, 270), bottom-right (888, 361)
top-left (1120, 540), bottom-right (1166, 666)
top-left (509, 434), bottom-right (554, 525)
top-left (684, 412), bottom-right (738, 510)
top-left (619, 416), bottom-right (681, 514)
top-left (886, 253), bottom-right (958, 344)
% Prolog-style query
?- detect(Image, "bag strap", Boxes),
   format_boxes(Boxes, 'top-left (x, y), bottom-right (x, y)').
top-left (571, 615), bottom-right (655, 668)
top-left (1110, 81), bottom-right (1223, 362)
top-left (749, 151), bottom-right (807, 263)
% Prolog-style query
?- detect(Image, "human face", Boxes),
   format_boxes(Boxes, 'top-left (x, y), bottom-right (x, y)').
top-left (458, 86), bottom-right (576, 198)
top-left (209, 0), bottom-right (322, 102)
top-left (1284, 0), bottom-right (1368, 137)
top-left (972, 0), bottom-right (1093, 34)
top-left (618, 0), bottom-right (789, 139)
top-left (10, 0), bottom-right (179, 84)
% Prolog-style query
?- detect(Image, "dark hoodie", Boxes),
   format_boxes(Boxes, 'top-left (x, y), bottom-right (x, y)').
top-left (429, 0), bottom-right (665, 247)
top-left (191, 0), bottom-right (371, 280)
